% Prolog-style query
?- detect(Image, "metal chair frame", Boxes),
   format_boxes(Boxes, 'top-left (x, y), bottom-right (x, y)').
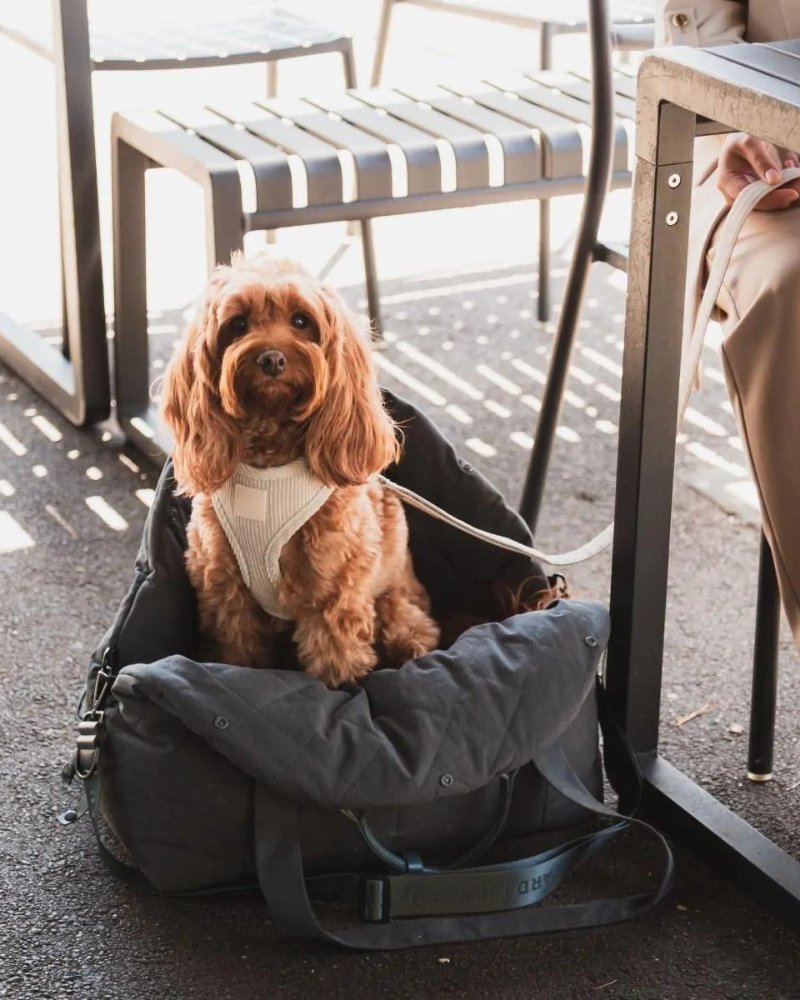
top-left (0, 0), bottom-right (357, 426)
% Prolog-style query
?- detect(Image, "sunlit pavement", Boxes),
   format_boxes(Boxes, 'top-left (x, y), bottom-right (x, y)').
top-left (1, 4), bottom-right (800, 998)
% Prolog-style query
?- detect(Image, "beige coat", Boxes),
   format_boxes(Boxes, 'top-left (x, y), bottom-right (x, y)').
top-left (655, 0), bottom-right (797, 338)
top-left (656, 1), bottom-right (800, 48)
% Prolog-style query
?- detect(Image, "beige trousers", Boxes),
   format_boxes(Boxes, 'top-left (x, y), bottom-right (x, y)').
top-left (692, 163), bottom-right (800, 651)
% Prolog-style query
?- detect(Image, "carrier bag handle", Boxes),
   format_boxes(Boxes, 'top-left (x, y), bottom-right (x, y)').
top-left (254, 691), bottom-right (675, 950)
top-left (380, 168), bottom-right (800, 570)
top-left (348, 769), bottom-right (517, 874)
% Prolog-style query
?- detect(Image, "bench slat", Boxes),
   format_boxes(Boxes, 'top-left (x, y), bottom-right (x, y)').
top-left (261, 97), bottom-right (393, 200)
top-left (351, 88), bottom-right (491, 190)
top-left (116, 109), bottom-right (241, 181)
top-left (159, 106), bottom-right (294, 211)
top-left (305, 93), bottom-right (443, 196)
top-left (514, 75), bottom-right (629, 171)
top-left (553, 75), bottom-right (638, 121)
top-left (396, 83), bottom-right (543, 184)
top-left (444, 82), bottom-right (584, 179)
top-left (208, 101), bottom-right (344, 206)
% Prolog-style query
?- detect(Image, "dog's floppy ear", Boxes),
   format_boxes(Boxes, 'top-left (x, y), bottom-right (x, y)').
top-left (304, 290), bottom-right (399, 486)
top-left (161, 298), bottom-right (242, 496)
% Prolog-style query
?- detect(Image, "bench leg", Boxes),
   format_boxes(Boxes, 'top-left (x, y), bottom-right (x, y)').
top-left (360, 219), bottom-right (382, 340)
top-left (538, 22), bottom-right (554, 72)
top-left (113, 128), bottom-right (244, 458)
top-left (267, 60), bottom-right (278, 99)
top-left (205, 175), bottom-right (246, 274)
top-left (264, 59), bottom-right (279, 245)
top-left (342, 40), bottom-right (383, 338)
top-left (747, 532), bottom-right (781, 782)
top-left (537, 199), bottom-right (550, 324)
top-left (371, 0), bottom-right (396, 87)
top-left (112, 137), bottom-right (152, 447)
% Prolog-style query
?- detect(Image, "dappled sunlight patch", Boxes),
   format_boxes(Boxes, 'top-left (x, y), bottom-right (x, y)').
top-left (465, 437), bottom-right (496, 458)
top-left (0, 421), bottom-right (26, 456)
top-left (31, 415), bottom-right (62, 442)
top-left (85, 496), bottom-right (129, 532)
top-left (0, 511), bottom-right (34, 554)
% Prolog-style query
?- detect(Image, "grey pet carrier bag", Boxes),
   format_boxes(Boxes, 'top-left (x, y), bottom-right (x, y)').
top-left (74, 392), bottom-right (673, 950)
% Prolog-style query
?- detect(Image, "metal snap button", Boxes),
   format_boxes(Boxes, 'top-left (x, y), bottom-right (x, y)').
top-left (584, 636), bottom-right (599, 648)
top-left (439, 773), bottom-right (454, 788)
top-left (671, 12), bottom-right (689, 28)
top-left (214, 715), bottom-right (230, 730)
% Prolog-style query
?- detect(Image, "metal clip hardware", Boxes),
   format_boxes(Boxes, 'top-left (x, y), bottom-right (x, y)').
top-left (360, 876), bottom-right (389, 923)
top-left (74, 711), bottom-right (104, 780)
top-left (74, 646), bottom-right (117, 781)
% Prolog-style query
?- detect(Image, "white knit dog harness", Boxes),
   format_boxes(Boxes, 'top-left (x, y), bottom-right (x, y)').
top-left (211, 459), bottom-right (333, 620)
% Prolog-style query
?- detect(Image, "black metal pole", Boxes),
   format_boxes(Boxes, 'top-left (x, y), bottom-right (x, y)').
top-left (747, 532), bottom-right (781, 782)
top-left (519, 0), bottom-right (615, 531)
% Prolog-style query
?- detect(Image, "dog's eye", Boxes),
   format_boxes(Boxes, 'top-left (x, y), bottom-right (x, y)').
top-left (290, 312), bottom-right (312, 331)
top-left (227, 315), bottom-right (248, 336)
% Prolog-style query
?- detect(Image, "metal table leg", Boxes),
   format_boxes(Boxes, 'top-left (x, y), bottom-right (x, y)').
top-left (606, 98), bottom-right (800, 923)
top-left (606, 102), bottom-right (695, 751)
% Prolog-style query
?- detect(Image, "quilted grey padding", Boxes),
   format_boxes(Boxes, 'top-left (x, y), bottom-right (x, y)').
top-left (112, 600), bottom-right (608, 811)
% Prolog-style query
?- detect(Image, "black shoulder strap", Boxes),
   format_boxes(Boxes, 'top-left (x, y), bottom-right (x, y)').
top-left (254, 734), bottom-right (674, 950)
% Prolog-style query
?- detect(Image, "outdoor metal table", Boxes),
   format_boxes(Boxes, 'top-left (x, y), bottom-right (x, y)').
top-left (608, 40), bottom-right (800, 921)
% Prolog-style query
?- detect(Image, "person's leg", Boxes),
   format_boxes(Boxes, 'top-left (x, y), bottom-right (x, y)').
top-left (704, 192), bottom-right (800, 651)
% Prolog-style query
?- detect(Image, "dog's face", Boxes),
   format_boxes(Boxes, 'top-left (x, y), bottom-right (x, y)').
top-left (162, 254), bottom-right (399, 495)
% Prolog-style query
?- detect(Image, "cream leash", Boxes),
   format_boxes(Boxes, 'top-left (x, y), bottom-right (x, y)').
top-left (381, 168), bottom-right (800, 569)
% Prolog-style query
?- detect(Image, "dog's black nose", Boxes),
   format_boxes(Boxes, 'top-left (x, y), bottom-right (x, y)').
top-left (256, 349), bottom-right (286, 377)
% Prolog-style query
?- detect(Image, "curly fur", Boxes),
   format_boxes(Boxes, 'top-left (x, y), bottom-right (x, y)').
top-left (162, 253), bottom-right (439, 687)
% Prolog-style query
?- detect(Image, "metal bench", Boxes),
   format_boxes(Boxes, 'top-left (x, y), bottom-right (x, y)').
top-left (606, 38), bottom-right (800, 921)
top-left (0, 0), bottom-right (357, 426)
top-left (111, 64), bottom-right (635, 458)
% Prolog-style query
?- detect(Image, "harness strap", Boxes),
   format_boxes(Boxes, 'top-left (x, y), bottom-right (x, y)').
top-left (382, 168), bottom-right (800, 569)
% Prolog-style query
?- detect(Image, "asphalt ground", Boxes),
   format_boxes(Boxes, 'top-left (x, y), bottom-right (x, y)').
top-left (1, 259), bottom-right (800, 999)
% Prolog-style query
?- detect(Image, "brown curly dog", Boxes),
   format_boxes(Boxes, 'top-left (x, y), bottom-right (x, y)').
top-left (162, 253), bottom-right (439, 687)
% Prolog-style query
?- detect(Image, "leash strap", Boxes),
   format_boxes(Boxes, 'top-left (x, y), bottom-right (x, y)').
top-left (382, 168), bottom-right (800, 569)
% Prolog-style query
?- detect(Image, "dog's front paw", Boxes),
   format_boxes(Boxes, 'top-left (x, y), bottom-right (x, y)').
top-left (304, 646), bottom-right (378, 688)
top-left (384, 616), bottom-right (440, 663)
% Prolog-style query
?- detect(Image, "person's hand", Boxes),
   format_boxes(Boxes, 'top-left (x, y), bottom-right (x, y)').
top-left (717, 132), bottom-right (800, 210)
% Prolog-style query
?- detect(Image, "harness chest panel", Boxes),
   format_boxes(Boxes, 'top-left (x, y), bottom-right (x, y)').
top-left (211, 459), bottom-right (333, 620)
